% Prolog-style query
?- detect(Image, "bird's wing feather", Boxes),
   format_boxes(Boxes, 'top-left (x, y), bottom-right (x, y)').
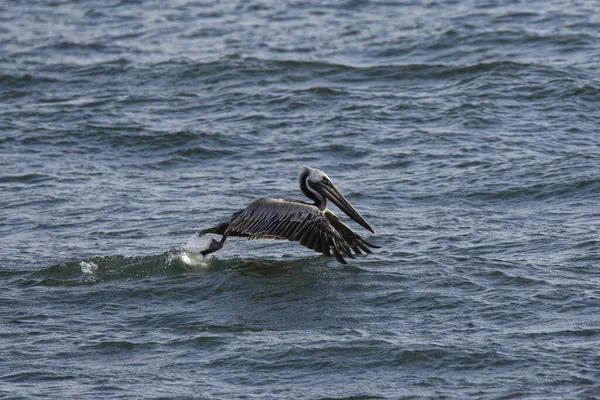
top-left (324, 210), bottom-right (380, 254)
top-left (225, 198), bottom-right (356, 263)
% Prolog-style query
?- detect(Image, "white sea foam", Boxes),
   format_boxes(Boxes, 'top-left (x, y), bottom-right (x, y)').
top-left (79, 261), bottom-right (99, 274)
top-left (179, 234), bottom-right (211, 266)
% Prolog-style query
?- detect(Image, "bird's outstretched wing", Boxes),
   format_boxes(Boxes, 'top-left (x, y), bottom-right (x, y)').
top-left (225, 198), bottom-right (374, 263)
top-left (324, 210), bottom-right (380, 255)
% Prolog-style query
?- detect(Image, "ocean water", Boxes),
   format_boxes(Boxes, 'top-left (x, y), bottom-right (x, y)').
top-left (2, 0), bottom-right (600, 398)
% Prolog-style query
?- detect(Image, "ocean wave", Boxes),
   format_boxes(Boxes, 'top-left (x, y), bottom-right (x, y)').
top-left (464, 175), bottom-right (600, 201)
top-left (27, 251), bottom-right (191, 286)
top-left (24, 249), bottom-right (338, 287)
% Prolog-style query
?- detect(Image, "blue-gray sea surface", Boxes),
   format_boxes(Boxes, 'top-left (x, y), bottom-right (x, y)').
top-left (2, 1), bottom-right (600, 398)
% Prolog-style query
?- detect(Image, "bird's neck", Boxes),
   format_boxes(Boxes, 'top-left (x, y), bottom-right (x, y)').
top-left (312, 197), bottom-right (326, 210)
top-left (300, 179), bottom-right (327, 210)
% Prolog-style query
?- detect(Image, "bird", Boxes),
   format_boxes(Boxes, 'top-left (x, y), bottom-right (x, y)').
top-left (196, 166), bottom-right (379, 264)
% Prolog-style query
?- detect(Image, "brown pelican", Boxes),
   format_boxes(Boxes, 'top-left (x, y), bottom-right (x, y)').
top-left (196, 166), bottom-right (378, 264)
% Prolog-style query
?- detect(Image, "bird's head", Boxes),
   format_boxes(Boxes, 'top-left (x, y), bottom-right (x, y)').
top-left (300, 166), bottom-right (375, 234)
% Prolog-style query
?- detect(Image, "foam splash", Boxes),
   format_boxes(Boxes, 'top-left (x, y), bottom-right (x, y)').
top-left (80, 261), bottom-right (99, 274)
top-left (78, 260), bottom-right (101, 283)
top-left (180, 234), bottom-right (211, 267)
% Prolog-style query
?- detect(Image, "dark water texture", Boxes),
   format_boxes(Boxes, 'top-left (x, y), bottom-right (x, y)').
top-left (2, 0), bottom-right (600, 398)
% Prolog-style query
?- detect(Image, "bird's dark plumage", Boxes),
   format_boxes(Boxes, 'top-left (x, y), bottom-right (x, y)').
top-left (196, 167), bottom-right (378, 264)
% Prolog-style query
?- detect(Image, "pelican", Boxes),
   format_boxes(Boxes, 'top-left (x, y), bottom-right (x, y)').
top-left (196, 167), bottom-right (379, 264)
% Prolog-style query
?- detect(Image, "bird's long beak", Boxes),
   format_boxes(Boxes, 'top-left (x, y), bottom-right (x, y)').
top-left (316, 182), bottom-right (376, 234)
